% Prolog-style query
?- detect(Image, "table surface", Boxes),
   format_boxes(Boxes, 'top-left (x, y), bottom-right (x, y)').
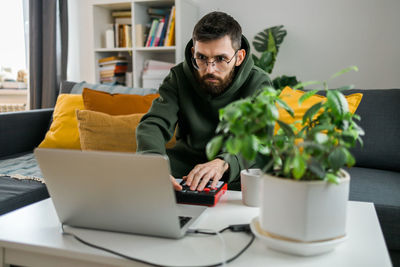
top-left (0, 191), bottom-right (392, 267)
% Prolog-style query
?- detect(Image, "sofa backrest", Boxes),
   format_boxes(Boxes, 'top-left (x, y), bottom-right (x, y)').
top-left (347, 89), bottom-right (400, 172)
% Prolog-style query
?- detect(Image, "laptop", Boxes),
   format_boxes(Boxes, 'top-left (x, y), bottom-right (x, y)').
top-left (34, 148), bottom-right (207, 239)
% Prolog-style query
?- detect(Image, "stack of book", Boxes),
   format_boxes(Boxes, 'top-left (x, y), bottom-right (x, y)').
top-left (112, 10), bottom-right (132, 48)
top-left (98, 56), bottom-right (128, 84)
top-left (141, 6), bottom-right (176, 47)
top-left (142, 60), bottom-right (174, 88)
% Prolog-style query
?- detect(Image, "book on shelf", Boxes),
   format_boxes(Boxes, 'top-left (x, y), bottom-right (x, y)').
top-left (135, 24), bottom-right (146, 47)
top-left (142, 60), bottom-right (174, 88)
top-left (165, 6), bottom-right (176, 46)
top-left (111, 10), bottom-right (131, 18)
top-left (114, 23), bottom-right (132, 48)
top-left (115, 17), bottom-right (131, 24)
top-left (147, 7), bottom-right (170, 16)
top-left (98, 56), bottom-right (128, 85)
top-left (142, 5), bottom-right (175, 48)
top-left (98, 56), bottom-right (127, 64)
top-left (153, 18), bottom-right (165, 47)
top-left (145, 19), bottom-right (159, 47)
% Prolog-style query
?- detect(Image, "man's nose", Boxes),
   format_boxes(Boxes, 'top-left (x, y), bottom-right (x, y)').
top-left (205, 61), bottom-right (217, 73)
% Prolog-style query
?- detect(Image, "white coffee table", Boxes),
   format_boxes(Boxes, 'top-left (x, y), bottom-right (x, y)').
top-left (0, 191), bottom-right (392, 267)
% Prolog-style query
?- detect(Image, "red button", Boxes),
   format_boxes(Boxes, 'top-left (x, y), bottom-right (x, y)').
top-left (204, 188), bottom-right (210, 192)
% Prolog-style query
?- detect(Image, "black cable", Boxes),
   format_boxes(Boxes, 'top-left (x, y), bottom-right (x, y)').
top-left (61, 223), bottom-right (255, 267)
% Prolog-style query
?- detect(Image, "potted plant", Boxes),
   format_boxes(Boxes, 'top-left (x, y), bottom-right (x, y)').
top-left (206, 66), bottom-right (364, 245)
top-left (252, 25), bottom-right (299, 90)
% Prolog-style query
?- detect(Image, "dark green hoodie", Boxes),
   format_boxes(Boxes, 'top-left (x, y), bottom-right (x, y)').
top-left (136, 36), bottom-right (271, 189)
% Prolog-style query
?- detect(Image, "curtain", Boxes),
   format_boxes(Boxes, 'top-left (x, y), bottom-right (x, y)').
top-left (29, 0), bottom-right (68, 109)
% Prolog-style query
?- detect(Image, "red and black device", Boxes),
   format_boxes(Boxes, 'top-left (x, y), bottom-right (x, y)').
top-left (174, 179), bottom-right (227, 207)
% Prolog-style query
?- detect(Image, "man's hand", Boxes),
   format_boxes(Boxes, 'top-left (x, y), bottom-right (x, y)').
top-left (184, 159), bottom-right (229, 191)
top-left (170, 175), bottom-right (182, 191)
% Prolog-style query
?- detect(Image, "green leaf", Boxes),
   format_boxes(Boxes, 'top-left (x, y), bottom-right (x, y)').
top-left (276, 98), bottom-right (294, 117)
top-left (206, 135), bottom-right (224, 160)
top-left (241, 135), bottom-right (258, 161)
top-left (302, 101), bottom-right (323, 124)
top-left (326, 90), bottom-right (349, 117)
top-left (342, 147), bottom-right (356, 167)
top-left (308, 159), bottom-right (325, 179)
top-left (257, 51), bottom-right (274, 73)
top-left (299, 89), bottom-right (319, 105)
top-left (252, 25), bottom-right (287, 53)
top-left (328, 147), bottom-right (347, 171)
top-left (315, 132), bottom-right (328, 144)
top-left (325, 173), bottom-right (340, 184)
top-left (226, 136), bottom-right (242, 155)
top-left (224, 107), bottom-right (242, 122)
top-left (330, 66), bottom-right (359, 80)
top-left (273, 75), bottom-right (300, 90)
top-left (292, 152), bottom-right (306, 180)
top-left (334, 85), bottom-right (355, 91)
top-left (283, 156), bottom-right (293, 176)
top-left (277, 120), bottom-right (295, 137)
top-left (293, 81), bottom-right (321, 89)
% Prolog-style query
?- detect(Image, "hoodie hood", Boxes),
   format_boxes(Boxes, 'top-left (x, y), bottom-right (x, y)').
top-left (182, 35), bottom-right (254, 100)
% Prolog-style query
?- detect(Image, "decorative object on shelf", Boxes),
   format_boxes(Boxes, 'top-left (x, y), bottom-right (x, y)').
top-left (207, 66), bottom-right (364, 255)
top-left (105, 28), bottom-right (114, 48)
top-left (252, 25), bottom-right (299, 90)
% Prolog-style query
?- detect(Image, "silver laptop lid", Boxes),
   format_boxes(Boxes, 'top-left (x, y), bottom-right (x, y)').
top-left (34, 148), bottom-right (205, 239)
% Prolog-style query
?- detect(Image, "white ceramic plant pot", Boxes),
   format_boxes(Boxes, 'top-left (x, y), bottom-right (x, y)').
top-left (260, 170), bottom-right (350, 242)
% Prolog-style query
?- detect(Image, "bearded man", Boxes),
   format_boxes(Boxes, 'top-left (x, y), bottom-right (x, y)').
top-left (136, 11), bottom-right (271, 191)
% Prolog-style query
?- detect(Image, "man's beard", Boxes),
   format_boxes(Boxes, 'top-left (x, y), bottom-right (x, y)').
top-left (195, 68), bottom-right (235, 97)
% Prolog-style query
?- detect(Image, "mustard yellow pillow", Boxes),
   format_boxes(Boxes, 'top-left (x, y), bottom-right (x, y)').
top-left (76, 110), bottom-right (176, 152)
top-left (82, 88), bottom-right (160, 115)
top-left (277, 86), bottom-right (363, 129)
top-left (38, 94), bottom-right (84, 149)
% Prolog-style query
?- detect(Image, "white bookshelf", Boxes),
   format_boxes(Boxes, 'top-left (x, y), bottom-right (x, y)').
top-left (90, 0), bottom-right (199, 88)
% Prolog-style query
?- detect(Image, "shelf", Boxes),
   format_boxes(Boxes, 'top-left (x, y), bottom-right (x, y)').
top-left (134, 46), bottom-right (176, 52)
top-left (94, 48), bottom-right (133, 52)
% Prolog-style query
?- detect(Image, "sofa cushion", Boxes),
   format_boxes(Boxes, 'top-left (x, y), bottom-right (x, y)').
top-left (0, 176), bottom-right (49, 215)
top-left (348, 166), bottom-right (400, 250)
top-left (278, 86), bottom-right (363, 131)
top-left (38, 94), bottom-right (84, 149)
top-left (76, 110), bottom-right (176, 152)
top-left (82, 88), bottom-right (159, 115)
top-left (70, 81), bottom-right (158, 95)
top-left (347, 89), bottom-right (400, 172)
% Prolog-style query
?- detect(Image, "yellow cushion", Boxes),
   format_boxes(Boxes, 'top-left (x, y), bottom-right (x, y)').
top-left (277, 86), bottom-right (363, 130)
top-left (38, 94), bottom-right (84, 149)
top-left (76, 110), bottom-right (176, 152)
top-left (82, 87), bottom-right (160, 115)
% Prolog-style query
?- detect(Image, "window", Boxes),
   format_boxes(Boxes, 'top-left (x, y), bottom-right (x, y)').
top-left (0, 0), bottom-right (28, 112)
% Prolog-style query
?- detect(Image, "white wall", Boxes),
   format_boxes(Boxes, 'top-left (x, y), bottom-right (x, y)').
top-left (69, 0), bottom-right (400, 89)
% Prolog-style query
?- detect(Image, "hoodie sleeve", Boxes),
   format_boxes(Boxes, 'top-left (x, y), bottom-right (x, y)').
top-left (136, 71), bottom-right (179, 155)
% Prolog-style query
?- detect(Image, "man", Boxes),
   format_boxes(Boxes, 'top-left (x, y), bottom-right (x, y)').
top-left (136, 11), bottom-right (271, 191)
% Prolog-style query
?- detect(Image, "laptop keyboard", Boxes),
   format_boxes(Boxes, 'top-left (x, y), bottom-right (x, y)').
top-left (179, 216), bottom-right (192, 228)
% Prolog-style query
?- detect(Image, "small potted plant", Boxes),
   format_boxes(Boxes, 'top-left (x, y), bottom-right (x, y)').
top-left (206, 67), bottom-right (364, 247)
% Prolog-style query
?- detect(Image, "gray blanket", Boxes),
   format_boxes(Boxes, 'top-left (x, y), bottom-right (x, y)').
top-left (0, 153), bottom-right (43, 182)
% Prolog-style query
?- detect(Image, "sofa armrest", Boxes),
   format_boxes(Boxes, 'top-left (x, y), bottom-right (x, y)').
top-left (0, 108), bottom-right (53, 158)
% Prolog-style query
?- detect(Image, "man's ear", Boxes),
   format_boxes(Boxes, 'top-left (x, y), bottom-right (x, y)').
top-left (191, 47), bottom-right (194, 56)
top-left (235, 49), bottom-right (246, 66)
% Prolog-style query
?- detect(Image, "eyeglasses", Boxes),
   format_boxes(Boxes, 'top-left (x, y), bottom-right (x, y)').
top-left (192, 50), bottom-right (239, 72)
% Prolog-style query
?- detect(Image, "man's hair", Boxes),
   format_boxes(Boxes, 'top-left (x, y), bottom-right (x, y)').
top-left (192, 11), bottom-right (242, 51)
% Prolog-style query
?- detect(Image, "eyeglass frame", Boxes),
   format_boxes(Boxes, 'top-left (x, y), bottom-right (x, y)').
top-left (191, 49), bottom-right (239, 72)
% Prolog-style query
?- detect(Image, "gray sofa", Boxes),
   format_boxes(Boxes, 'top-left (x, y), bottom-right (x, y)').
top-left (0, 83), bottom-right (399, 265)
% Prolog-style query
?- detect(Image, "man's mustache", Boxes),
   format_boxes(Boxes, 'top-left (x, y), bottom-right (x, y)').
top-left (202, 74), bottom-right (222, 81)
